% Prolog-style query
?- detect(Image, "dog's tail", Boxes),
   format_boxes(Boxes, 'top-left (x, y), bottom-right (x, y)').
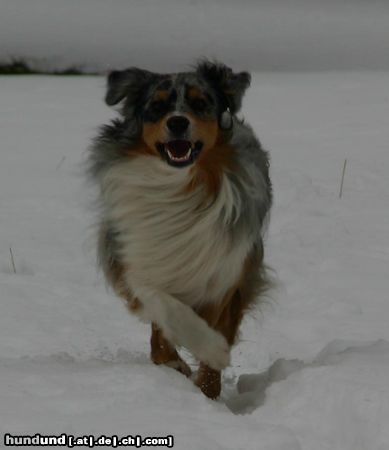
top-left (132, 285), bottom-right (230, 370)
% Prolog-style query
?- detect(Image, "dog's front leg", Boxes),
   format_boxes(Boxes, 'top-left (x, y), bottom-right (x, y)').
top-left (194, 302), bottom-right (225, 399)
top-left (195, 362), bottom-right (222, 400)
top-left (130, 283), bottom-right (230, 371)
top-left (195, 289), bottom-right (245, 399)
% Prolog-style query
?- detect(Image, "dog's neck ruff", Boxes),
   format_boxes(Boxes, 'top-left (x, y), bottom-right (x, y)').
top-left (101, 154), bottom-right (253, 306)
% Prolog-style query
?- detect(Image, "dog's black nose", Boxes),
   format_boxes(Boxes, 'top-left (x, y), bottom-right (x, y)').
top-left (166, 115), bottom-right (190, 135)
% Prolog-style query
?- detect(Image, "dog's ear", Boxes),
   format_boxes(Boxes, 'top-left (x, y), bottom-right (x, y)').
top-left (105, 68), bottom-right (157, 107)
top-left (196, 61), bottom-right (251, 114)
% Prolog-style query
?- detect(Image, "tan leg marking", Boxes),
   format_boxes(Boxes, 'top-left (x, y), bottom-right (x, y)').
top-left (150, 323), bottom-right (192, 377)
top-left (195, 362), bottom-right (222, 400)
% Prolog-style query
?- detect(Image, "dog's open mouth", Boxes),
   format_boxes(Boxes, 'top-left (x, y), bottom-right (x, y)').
top-left (165, 140), bottom-right (192, 163)
top-left (157, 140), bottom-right (203, 167)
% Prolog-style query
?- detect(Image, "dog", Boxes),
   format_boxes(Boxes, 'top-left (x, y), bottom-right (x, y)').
top-left (87, 61), bottom-right (272, 399)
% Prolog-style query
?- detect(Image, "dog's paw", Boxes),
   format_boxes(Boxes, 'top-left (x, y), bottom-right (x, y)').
top-left (194, 330), bottom-right (231, 371)
top-left (165, 319), bottom-right (230, 371)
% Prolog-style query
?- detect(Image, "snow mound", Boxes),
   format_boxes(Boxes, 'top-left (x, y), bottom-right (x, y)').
top-left (226, 340), bottom-right (389, 449)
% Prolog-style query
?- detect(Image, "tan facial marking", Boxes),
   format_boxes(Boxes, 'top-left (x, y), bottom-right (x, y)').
top-left (142, 119), bottom-right (167, 152)
top-left (186, 112), bottom-right (218, 151)
top-left (153, 90), bottom-right (170, 102)
top-left (187, 86), bottom-right (206, 100)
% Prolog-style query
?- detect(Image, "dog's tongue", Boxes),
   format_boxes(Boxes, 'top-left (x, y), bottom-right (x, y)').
top-left (165, 140), bottom-right (191, 157)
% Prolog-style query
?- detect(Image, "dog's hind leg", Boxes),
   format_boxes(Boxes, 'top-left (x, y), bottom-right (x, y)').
top-left (150, 323), bottom-right (191, 377)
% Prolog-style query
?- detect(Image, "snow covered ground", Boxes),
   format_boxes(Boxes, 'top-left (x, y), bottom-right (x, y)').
top-left (1, 71), bottom-right (389, 449)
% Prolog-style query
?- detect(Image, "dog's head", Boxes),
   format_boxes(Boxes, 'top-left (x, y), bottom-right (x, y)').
top-left (105, 61), bottom-right (251, 168)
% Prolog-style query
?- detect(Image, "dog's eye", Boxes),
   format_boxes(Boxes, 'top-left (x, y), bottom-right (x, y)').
top-left (191, 98), bottom-right (208, 113)
top-left (149, 100), bottom-right (167, 114)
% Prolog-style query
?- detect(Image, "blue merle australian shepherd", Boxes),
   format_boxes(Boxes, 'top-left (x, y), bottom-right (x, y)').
top-left (87, 61), bottom-right (272, 398)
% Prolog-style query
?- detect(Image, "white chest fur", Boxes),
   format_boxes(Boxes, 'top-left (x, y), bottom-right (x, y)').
top-left (102, 155), bottom-right (252, 307)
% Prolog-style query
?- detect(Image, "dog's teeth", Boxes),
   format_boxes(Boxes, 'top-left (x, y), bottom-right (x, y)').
top-left (167, 148), bottom-right (192, 162)
top-left (167, 150), bottom-right (174, 159)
